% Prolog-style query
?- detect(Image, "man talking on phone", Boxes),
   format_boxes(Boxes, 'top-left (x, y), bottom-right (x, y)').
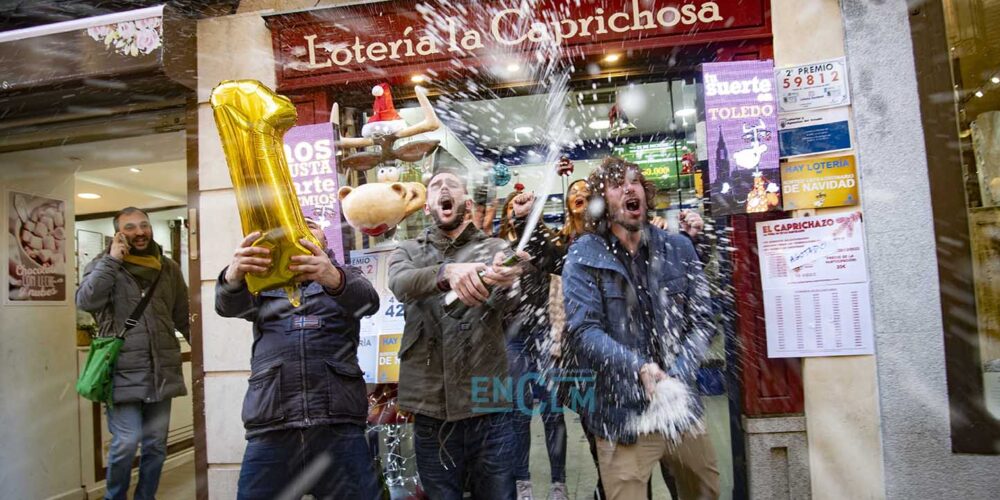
top-left (76, 207), bottom-right (190, 500)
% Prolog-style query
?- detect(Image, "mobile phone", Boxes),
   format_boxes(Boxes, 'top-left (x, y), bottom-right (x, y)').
top-left (117, 233), bottom-right (131, 252)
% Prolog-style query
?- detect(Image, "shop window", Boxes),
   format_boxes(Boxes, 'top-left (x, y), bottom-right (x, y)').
top-left (349, 77), bottom-right (704, 243)
top-left (911, 0), bottom-right (1000, 453)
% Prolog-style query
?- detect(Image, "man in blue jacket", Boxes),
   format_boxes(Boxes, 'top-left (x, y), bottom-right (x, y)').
top-left (216, 218), bottom-right (381, 500)
top-left (562, 157), bottom-right (720, 500)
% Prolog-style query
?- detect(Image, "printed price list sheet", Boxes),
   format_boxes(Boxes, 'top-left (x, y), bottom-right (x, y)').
top-left (757, 212), bottom-right (875, 358)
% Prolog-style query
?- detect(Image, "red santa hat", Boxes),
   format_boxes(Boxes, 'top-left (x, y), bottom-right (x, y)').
top-left (362, 83), bottom-right (407, 137)
top-left (370, 83), bottom-right (401, 122)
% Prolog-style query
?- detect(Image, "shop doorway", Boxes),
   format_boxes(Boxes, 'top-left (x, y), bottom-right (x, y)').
top-left (318, 50), bottom-right (747, 499)
top-left (72, 131), bottom-right (195, 494)
top-left (427, 76), bottom-right (734, 499)
top-left (0, 129), bottom-right (195, 497)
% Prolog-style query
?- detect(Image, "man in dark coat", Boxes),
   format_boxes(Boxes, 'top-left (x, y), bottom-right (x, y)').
top-left (388, 171), bottom-right (528, 500)
top-left (216, 218), bottom-right (381, 500)
top-left (563, 158), bottom-right (719, 500)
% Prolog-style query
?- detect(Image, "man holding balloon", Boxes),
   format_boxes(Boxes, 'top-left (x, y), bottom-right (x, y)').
top-left (215, 218), bottom-right (382, 500)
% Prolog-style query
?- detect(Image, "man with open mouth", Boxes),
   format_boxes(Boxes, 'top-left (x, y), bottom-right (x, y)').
top-left (388, 169), bottom-right (529, 500)
top-left (562, 156), bottom-right (720, 500)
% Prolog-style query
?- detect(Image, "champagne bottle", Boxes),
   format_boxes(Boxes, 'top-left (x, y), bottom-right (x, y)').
top-left (442, 253), bottom-right (521, 318)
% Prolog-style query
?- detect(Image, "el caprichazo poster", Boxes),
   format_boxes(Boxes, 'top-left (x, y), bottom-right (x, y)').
top-left (6, 190), bottom-right (67, 304)
top-left (756, 211), bottom-right (875, 358)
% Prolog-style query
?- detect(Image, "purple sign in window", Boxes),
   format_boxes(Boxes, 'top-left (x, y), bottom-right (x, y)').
top-left (283, 123), bottom-right (345, 264)
top-left (703, 60), bottom-right (783, 216)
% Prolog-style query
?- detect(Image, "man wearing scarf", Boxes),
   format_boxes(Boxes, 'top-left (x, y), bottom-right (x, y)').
top-left (77, 207), bottom-right (190, 500)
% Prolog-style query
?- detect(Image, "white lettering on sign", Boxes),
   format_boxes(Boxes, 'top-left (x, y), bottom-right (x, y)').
top-left (302, 0), bottom-right (724, 68)
top-left (704, 73), bottom-right (773, 97)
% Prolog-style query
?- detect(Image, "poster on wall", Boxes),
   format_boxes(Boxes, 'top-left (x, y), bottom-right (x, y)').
top-left (756, 211), bottom-right (874, 357)
top-left (703, 60), bottom-right (783, 216)
top-left (283, 123), bottom-right (345, 264)
top-left (775, 58), bottom-right (851, 112)
top-left (350, 245), bottom-right (403, 384)
top-left (6, 191), bottom-right (67, 304)
top-left (778, 107), bottom-right (852, 158)
top-left (780, 154), bottom-right (860, 210)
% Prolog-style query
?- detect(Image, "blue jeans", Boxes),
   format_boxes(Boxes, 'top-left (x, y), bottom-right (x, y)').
top-left (507, 337), bottom-right (567, 483)
top-left (413, 413), bottom-right (516, 500)
top-left (105, 399), bottom-right (172, 500)
top-left (237, 424), bottom-right (380, 500)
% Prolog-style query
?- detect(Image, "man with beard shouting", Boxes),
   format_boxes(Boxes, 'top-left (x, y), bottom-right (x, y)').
top-left (388, 170), bottom-right (529, 500)
top-left (562, 157), bottom-right (719, 500)
top-left (77, 207), bottom-right (189, 500)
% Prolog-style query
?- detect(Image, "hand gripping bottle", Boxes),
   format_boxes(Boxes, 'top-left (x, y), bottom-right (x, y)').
top-left (210, 80), bottom-right (321, 306)
top-left (442, 253), bottom-right (521, 318)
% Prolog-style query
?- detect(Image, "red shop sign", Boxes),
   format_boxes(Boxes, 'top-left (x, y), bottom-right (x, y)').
top-left (264, 0), bottom-right (769, 90)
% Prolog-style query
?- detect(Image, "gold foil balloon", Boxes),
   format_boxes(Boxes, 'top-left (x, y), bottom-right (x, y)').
top-left (210, 79), bottom-right (320, 306)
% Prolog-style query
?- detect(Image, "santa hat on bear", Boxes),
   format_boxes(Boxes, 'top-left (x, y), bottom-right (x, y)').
top-left (362, 83), bottom-right (408, 138)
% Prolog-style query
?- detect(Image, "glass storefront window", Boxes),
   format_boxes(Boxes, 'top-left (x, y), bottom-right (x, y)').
top-left (944, 0), bottom-right (1000, 444)
top-left (914, 0), bottom-right (1000, 453)
top-left (358, 76), bottom-right (704, 245)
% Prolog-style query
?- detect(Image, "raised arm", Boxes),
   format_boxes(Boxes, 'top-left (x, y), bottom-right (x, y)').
top-left (215, 269), bottom-right (258, 321)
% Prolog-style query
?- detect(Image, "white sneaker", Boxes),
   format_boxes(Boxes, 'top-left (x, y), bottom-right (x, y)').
top-left (548, 482), bottom-right (568, 500)
top-left (516, 480), bottom-right (534, 500)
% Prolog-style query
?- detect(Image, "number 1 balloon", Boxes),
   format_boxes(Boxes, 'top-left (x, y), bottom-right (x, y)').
top-left (210, 79), bottom-right (321, 306)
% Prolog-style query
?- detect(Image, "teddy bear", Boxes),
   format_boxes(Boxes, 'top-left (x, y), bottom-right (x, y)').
top-left (338, 182), bottom-right (427, 237)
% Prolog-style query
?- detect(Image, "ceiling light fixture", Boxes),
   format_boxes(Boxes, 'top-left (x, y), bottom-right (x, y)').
top-left (513, 126), bottom-right (533, 134)
top-left (675, 108), bottom-right (697, 118)
top-left (975, 90), bottom-right (985, 98)
top-left (78, 193), bottom-right (102, 199)
top-left (604, 53), bottom-right (621, 63)
top-left (992, 76), bottom-right (1000, 84)
top-left (129, 167), bottom-right (142, 173)
top-left (411, 74), bottom-right (426, 83)
top-left (506, 63), bottom-right (520, 72)
top-left (589, 120), bottom-right (611, 130)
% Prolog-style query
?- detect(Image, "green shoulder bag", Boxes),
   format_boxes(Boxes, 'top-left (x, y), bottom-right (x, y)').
top-left (76, 271), bottom-right (161, 406)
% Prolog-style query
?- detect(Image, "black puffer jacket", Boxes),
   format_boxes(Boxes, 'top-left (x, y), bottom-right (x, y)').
top-left (77, 253), bottom-right (189, 404)
top-left (215, 254), bottom-right (379, 438)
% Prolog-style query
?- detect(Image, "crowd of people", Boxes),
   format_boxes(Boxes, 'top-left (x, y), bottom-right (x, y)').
top-left (78, 156), bottom-right (720, 500)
